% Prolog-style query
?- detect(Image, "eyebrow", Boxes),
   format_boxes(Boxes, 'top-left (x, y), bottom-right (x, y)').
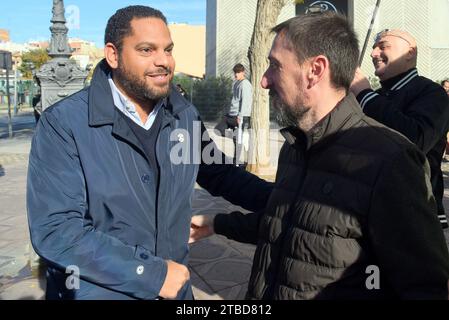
top-left (373, 40), bottom-right (389, 49)
top-left (135, 41), bottom-right (174, 49)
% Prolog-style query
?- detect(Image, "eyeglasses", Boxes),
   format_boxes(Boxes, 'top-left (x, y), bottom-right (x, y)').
top-left (374, 29), bottom-right (413, 46)
top-left (374, 29), bottom-right (389, 43)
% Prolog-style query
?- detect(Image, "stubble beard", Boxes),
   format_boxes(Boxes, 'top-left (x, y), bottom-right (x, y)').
top-left (271, 91), bottom-right (316, 132)
top-left (114, 60), bottom-right (172, 103)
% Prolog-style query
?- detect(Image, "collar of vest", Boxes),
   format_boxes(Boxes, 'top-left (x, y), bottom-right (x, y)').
top-left (380, 68), bottom-right (419, 92)
top-left (281, 94), bottom-right (363, 151)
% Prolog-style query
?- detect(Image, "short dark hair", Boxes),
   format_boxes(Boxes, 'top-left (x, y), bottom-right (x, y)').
top-left (272, 12), bottom-right (359, 91)
top-left (233, 64), bottom-right (245, 73)
top-left (104, 6), bottom-right (167, 53)
top-left (441, 79), bottom-right (449, 86)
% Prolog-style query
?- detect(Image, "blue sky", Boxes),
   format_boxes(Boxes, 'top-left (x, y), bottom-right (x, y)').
top-left (1, 0), bottom-right (206, 47)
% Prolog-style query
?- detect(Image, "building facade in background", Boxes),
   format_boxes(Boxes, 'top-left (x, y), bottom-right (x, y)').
top-left (207, 0), bottom-right (449, 81)
top-left (206, 0), bottom-right (296, 78)
top-left (0, 23), bottom-right (206, 82)
top-left (69, 38), bottom-right (104, 71)
top-left (169, 24), bottom-right (206, 78)
top-left (0, 29), bottom-right (10, 43)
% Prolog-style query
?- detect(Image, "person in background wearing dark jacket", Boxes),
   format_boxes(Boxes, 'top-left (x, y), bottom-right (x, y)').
top-left (190, 13), bottom-right (449, 300)
top-left (27, 5), bottom-right (272, 300)
top-left (176, 83), bottom-right (189, 101)
top-left (442, 80), bottom-right (449, 159)
top-left (442, 80), bottom-right (449, 97)
top-left (350, 29), bottom-right (449, 229)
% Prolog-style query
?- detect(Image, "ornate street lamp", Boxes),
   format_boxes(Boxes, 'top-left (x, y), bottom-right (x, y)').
top-left (35, 0), bottom-right (88, 111)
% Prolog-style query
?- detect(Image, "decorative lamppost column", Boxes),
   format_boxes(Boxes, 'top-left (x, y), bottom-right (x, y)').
top-left (35, 0), bottom-right (88, 111)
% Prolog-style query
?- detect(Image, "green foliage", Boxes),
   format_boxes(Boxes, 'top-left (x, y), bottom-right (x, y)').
top-left (18, 49), bottom-right (50, 79)
top-left (191, 76), bottom-right (233, 121)
top-left (173, 74), bottom-right (194, 98)
top-left (172, 75), bottom-right (232, 121)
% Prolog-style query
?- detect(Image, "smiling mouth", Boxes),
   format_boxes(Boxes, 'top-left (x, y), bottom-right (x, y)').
top-left (373, 59), bottom-right (386, 68)
top-left (148, 73), bottom-right (168, 78)
top-left (146, 73), bottom-right (171, 84)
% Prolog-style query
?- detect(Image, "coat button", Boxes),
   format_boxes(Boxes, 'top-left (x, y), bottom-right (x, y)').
top-left (140, 253), bottom-right (149, 260)
top-left (322, 182), bottom-right (333, 195)
top-left (141, 174), bottom-right (150, 183)
top-left (136, 265), bottom-right (144, 275)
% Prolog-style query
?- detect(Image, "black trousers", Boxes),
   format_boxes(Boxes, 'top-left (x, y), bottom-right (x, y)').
top-left (214, 115), bottom-right (238, 136)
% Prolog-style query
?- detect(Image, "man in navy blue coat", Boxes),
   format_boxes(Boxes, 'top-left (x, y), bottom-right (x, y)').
top-left (27, 5), bottom-right (272, 300)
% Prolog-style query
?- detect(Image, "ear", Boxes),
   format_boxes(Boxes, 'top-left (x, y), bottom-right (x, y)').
top-left (104, 43), bottom-right (119, 70)
top-left (407, 47), bottom-right (417, 61)
top-left (308, 55), bottom-right (328, 88)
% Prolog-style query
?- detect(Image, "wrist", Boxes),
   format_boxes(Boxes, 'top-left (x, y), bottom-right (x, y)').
top-left (208, 214), bottom-right (217, 233)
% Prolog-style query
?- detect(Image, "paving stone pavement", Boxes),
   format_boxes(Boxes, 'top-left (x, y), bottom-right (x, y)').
top-left (0, 118), bottom-right (448, 300)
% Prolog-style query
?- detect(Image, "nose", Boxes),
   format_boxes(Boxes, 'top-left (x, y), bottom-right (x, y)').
top-left (154, 50), bottom-right (170, 68)
top-left (371, 47), bottom-right (380, 59)
top-left (261, 71), bottom-right (270, 89)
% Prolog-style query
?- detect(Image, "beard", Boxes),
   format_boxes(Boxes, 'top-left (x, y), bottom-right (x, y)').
top-left (270, 90), bottom-right (311, 129)
top-left (114, 59), bottom-right (172, 103)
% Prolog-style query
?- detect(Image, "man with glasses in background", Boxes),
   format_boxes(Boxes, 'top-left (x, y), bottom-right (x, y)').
top-left (350, 29), bottom-right (449, 229)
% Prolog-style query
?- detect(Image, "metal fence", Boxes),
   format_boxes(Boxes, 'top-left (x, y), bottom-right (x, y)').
top-left (0, 80), bottom-right (40, 112)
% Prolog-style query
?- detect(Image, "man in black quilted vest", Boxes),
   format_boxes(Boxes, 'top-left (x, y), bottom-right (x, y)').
top-left (190, 13), bottom-right (449, 299)
top-left (350, 29), bottom-right (449, 229)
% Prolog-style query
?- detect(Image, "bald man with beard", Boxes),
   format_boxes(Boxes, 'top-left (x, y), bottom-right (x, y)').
top-left (351, 29), bottom-right (449, 229)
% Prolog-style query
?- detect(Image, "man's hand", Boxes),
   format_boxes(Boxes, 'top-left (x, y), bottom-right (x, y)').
top-left (158, 260), bottom-right (190, 299)
top-left (189, 214), bottom-right (216, 243)
top-left (350, 67), bottom-right (372, 96)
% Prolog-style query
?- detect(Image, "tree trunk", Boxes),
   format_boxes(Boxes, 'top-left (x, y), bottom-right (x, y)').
top-left (247, 0), bottom-right (288, 177)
